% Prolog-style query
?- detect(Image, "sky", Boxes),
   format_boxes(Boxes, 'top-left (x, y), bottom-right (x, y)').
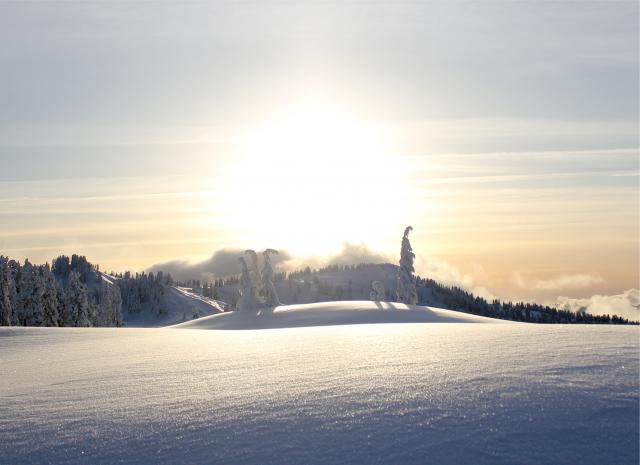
top-left (0, 1), bottom-right (638, 306)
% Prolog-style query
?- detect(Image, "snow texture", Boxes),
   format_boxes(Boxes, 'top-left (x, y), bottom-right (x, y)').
top-left (0, 320), bottom-right (637, 465)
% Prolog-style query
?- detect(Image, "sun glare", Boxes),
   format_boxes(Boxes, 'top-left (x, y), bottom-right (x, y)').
top-left (221, 99), bottom-right (409, 257)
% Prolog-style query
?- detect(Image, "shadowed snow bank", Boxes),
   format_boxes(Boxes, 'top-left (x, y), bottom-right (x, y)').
top-left (170, 300), bottom-right (509, 330)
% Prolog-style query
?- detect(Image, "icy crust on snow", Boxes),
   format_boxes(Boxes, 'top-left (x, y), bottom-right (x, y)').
top-left (171, 300), bottom-right (506, 330)
top-left (0, 324), bottom-right (637, 465)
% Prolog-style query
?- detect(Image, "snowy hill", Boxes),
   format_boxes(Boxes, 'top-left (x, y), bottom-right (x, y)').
top-left (172, 300), bottom-right (509, 330)
top-left (1, 323), bottom-right (637, 465)
top-left (122, 285), bottom-right (225, 327)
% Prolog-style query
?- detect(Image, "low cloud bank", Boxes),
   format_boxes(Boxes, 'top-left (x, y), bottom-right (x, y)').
top-left (149, 242), bottom-right (394, 282)
top-left (326, 242), bottom-right (393, 267)
top-left (148, 249), bottom-right (293, 282)
top-left (554, 289), bottom-right (639, 321)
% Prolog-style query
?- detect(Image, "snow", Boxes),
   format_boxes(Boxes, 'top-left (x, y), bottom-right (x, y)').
top-left (172, 301), bottom-right (506, 330)
top-left (122, 286), bottom-right (225, 327)
top-left (0, 322), bottom-right (637, 464)
top-left (99, 273), bottom-right (116, 285)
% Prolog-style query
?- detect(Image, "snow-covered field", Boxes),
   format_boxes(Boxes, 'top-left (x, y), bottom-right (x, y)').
top-left (1, 305), bottom-right (638, 465)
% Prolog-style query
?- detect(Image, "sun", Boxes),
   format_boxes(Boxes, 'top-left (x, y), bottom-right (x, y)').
top-left (220, 98), bottom-right (410, 257)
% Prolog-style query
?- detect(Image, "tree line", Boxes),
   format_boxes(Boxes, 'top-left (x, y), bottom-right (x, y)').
top-left (0, 255), bottom-right (179, 327)
top-left (0, 255), bottom-right (122, 327)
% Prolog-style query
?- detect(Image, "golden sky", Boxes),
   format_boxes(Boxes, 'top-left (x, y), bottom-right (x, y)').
top-left (0, 1), bottom-right (638, 304)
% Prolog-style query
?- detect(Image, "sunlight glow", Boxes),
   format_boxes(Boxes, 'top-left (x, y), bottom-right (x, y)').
top-left (220, 98), bottom-right (410, 256)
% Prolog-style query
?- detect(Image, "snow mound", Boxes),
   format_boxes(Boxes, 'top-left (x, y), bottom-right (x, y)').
top-left (170, 300), bottom-right (509, 330)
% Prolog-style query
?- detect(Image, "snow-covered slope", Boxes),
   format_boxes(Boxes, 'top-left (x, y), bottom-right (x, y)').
top-left (0, 324), bottom-right (637, 465)
top-left (123, 286), bottom-right (225, 327)
top-left (172, 301), bottom-right (507, 330)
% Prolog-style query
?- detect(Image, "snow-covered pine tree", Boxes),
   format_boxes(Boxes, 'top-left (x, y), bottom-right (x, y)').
top-left (40, 264), bottom-right (59, 327)
top-left (32, 268), bottom-right (45, 326)
top-left (56, 279), bottom-right (72, 326)
top-left (65, 270), bottom-right (80, 325)
top-left (111, 284), bottom-right (123, 327)
top-left (244, 249), bottom-right (262, 298)
top-left (261, 249), bottom-right (282, 307)
top-left (52, 255), bottom-right (71, 281)
top-left (396, 226), bottom-right (418, 305)
top-left (0, 256), bottom-right (13, 326)
top-left (99, 281), bottom-right (123, 327)
top-left (67, 270), bottom-right (92, 327)
top-left (88, 299), bottom-right (99, 327)
top-left (16, 259), bottom-right (45, 326)
top-left (236, 256), bottom-right (262, 311)
top-left (15, 259), bottom-right (31, 326)
top-left (7, 260), bottom-right (19, 326)
top-left (98, 280), bottom-right (112, 325)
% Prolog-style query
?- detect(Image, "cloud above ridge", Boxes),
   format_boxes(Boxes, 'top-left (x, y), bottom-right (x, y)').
top-left (553, 289), bottom-right (639, 321)
top-left (148, 248), bottom-right (293, 282)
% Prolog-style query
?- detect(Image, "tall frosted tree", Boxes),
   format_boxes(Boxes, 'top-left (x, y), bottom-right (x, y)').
top-left (0, 256), bottom-right (13, 326)
top-left (396, 226), bottom-right (418, 305)
top-left (67, 270), bottom-right (92, 327)
top-left (8, 260), bottom-right (19, 326)
top-left (16, 259), bottom-right (45, 326)
top-left (56, 280), bottom-right (72, 327)
top-left (41, 264), bottom-right (59, 327)
top-left (261, 249), bottom-right (282, 307)
top-left (236, 256), bottom-right (262, 311)
top-left (244, 250), bottom-right (262, 294)
top-left (100, 281), bottom-right (123, 327)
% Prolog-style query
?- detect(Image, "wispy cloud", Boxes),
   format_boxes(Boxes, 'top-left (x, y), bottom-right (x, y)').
top-left (514, 273), bottom-right (604, 291)
top-left (415, 256), bottom-right (496, 301)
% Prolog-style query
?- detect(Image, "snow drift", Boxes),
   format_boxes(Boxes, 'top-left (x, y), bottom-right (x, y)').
top-left (171, 300), bottom-right (509, 330)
